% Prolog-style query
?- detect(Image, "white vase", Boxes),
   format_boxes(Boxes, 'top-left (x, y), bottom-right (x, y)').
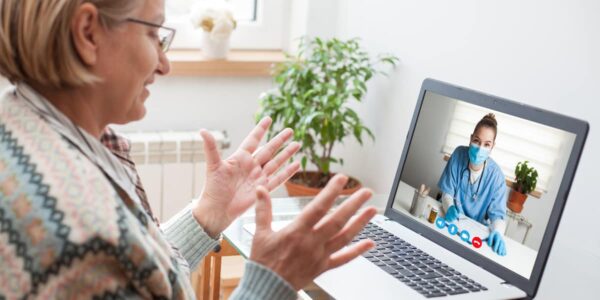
top-left (201, 31), bottom-right (231, 60)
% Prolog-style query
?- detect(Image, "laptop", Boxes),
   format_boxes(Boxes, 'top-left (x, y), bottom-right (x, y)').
top-left (251, 79), bottom-right (589, 299)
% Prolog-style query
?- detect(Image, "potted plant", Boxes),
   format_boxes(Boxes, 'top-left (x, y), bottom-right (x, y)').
top-left (256, 37), bottom-right (398, 196)
top-left (508, 161), bottom-right (539, 213)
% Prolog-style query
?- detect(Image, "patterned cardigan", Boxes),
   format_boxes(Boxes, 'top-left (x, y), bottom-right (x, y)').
top-left (0, 87), bottom-right (296, 299)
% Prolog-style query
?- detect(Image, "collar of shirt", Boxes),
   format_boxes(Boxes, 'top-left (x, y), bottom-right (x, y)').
top-left (100, 126), bottom-right (131, 158)
top-left (14, 83), bottom-right (141, 205)
top-left (469, 166), bottom-right (483, 184)
top-left (100, 126), bottom-right (161, 226)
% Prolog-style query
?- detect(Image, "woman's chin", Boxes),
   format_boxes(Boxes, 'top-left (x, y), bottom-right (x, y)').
top-left (132, 106), bottom-right (147, 121)
top-left (116, 105), bottom-right (146, 125)
top-left (134, 92), bottom-right (149, 120)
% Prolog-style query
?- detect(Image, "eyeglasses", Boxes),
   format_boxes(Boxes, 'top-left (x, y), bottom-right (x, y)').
top-left (126, 18), bottom-right (176, 53)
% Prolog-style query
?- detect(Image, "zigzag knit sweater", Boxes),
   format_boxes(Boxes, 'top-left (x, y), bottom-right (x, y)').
top-left (0, 85), bottom-right (296, 300)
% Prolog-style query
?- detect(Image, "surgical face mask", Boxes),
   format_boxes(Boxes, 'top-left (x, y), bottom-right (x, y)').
top-left (468, 144), bottom-right (490, 165)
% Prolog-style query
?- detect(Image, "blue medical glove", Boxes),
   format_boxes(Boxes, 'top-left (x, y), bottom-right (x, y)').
top-left (488, 231), bottom-right (507, 256)
top-left (445, 205), bottom-right (459, 222)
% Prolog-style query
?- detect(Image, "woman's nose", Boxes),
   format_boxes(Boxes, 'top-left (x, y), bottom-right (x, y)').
top-left (156, 50), bottom-right (171, 75)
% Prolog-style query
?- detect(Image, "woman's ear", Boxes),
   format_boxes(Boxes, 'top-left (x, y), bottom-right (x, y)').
top-left (71, 3), bottom-right (101, 66)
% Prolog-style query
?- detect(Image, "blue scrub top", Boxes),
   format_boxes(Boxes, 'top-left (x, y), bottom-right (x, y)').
top-left (438, 146), bottom-right (507, 224)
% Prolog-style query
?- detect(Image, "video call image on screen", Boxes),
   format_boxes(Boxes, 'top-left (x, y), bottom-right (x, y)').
top-left (392, 91), bottom-right (576, 279)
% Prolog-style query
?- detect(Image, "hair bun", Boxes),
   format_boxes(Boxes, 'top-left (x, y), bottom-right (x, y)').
top-left (484, 113), bottom-right (497, 126)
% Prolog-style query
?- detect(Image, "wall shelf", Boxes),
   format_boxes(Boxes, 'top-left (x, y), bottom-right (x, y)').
top-left (166, 49), bottom-right (286, 77)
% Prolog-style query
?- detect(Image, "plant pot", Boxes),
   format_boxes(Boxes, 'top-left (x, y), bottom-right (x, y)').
top-left (201, 31), bottom-right (231, 60)
top-left (284, 171), bottom-right (362, 197)
top-left (507, 189), bottom-right (528, 213)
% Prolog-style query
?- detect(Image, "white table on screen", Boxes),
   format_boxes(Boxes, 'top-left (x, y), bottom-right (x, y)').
top-left (392, 180), bottom-right (537, 278)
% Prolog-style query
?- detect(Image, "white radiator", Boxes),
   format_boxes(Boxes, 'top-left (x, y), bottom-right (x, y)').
top-left (123, 130), bottom-right (230, 222)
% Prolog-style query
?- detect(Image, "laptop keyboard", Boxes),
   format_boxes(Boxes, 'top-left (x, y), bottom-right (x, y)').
top-left (352, 222), bottom-right (488, 298)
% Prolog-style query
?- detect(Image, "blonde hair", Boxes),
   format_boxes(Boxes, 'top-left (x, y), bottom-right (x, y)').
top-left (0, 0), bottom-right (141, 88)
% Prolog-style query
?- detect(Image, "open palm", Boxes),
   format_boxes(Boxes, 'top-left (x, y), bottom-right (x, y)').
top-left (193, 117), bottom-right (300, 236)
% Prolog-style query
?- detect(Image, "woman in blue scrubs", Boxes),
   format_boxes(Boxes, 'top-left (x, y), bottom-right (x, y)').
top-left (438, 113), bottom-right (508, 256)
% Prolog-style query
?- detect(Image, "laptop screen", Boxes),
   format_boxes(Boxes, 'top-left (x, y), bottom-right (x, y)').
top-left (386, 79), bottom-right (588, 296)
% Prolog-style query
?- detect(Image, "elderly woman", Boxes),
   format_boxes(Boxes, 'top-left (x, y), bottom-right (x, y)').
top-left (0, 0), bottom-right (377, 299)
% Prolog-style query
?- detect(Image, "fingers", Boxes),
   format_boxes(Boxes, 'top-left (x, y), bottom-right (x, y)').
top-left (494, 237), bottom-right (506, 255)
top-left (266, 161), bottom-right (301, 191)
top-left (254, 128), bottom-right (294, 167)
top-left (500, 243), bottom-right (506, 256)
top-left (324, 206), bottom-right (377, 253)
top-left (446, 208), bottom-right (458, 222)
top-left (200, 130), bottom-right (222, 169)
top-left (327, 239), bottom-right (375, 270)
top-left (294, 174), bottom-right (348, 229)
top-left (262, 141), bottom-right (301, 176)
top-left (487, 232), bottom-right (497, 247)
top-left (488, 233), bottom-right (507, 255)
top-left (255, 186), bottom-right (273, 233)
top-left (239, 117), bottom-right (272, 154)
top-left (314, 188), bottom-right (373, 238)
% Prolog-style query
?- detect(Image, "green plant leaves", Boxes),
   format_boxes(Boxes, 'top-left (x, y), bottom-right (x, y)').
top-left (514, 161), bottom-right (539, 194)
top-left (256, 36), bottom-right (398, 180)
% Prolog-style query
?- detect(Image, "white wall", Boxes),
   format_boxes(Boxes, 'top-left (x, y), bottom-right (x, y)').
top-left (334, 0), bottom-right (599, 297)
top-left (113, 76), bottom-right (270, 150)
top-left (401, 93), bottom-right (456, 198)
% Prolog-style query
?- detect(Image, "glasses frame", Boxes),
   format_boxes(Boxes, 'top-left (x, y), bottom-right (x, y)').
top-left (125, 18), bottom-right (176, 53)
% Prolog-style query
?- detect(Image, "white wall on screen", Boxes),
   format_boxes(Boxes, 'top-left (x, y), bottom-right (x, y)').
top-left (401, 92), bottom-right (457, 198)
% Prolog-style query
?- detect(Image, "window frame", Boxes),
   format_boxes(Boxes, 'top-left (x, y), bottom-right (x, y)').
top-left (165, 0), bottom-right (289, 50)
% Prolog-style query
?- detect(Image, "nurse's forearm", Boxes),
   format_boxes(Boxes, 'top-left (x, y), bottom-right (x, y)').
top-left (442, 193), bottom-right (454, 213)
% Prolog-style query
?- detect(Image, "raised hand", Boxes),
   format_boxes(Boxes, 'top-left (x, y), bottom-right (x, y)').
top-left (250, 174), bottom-right (378, 290)
top-left (192, 117), bottom-right (301, 237)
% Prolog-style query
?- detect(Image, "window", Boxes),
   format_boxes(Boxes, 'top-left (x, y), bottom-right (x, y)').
top-left (442, 102), bottom-right (575, 192)
top-left (165, 0), bottom-right (288, 49)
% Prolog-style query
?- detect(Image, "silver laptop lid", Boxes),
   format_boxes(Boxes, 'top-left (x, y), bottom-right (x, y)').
top-left (384, 78), bottom-right (588, 297)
